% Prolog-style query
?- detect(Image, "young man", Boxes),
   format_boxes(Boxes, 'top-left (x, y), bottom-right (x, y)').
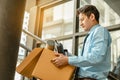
top-left (51, 5), bottom-right (112, 80)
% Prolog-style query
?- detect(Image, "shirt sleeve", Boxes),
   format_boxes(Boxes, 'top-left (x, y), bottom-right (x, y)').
top-left (68, 27), bottom-right (110, 67)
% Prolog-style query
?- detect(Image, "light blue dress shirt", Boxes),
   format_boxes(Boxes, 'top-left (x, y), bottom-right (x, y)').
top-left (68, 24), bottom-right (112, 80)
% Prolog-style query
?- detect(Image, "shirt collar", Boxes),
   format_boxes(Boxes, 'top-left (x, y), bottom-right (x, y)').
top-left (88, 24), bottom-right (100, 34)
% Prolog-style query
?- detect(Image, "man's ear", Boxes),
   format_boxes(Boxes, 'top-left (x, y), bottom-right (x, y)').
top-left (90, 13), bottom-right (95, 21)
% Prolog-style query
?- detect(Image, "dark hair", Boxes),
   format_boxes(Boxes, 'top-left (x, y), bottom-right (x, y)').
top-left (77, 5), bottom-right (99, 22)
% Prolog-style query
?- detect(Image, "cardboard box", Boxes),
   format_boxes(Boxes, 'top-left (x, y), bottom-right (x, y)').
top-left (16, 48), bottom-right (75, 80)
top-left (16, 48), bottom-right (43, 78)
top-left (32, 49), bottom-right (75, 80)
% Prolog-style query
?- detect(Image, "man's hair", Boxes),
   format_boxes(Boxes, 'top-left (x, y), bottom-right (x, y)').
top-left (77, 5), bottom-right (99, 22)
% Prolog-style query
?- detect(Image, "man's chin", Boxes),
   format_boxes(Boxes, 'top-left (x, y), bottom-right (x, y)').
top-left (81, 28), bottom-right (88, 31)
top-left (83, 28), bottom-right (87, 31)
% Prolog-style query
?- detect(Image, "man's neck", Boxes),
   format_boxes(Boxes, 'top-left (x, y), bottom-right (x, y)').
top-left (92, 21), bottom-right (99, 27)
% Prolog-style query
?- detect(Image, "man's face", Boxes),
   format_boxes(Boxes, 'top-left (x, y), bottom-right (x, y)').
top-left (79, 13), bottom-right (93, 31)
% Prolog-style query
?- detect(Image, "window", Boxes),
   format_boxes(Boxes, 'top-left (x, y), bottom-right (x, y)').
top-left (42, 0), bottom-right (74, 40)
top-left (110, 30), bottom-right (120, 68)
top-left (60, 39), bottom-right (73, 53)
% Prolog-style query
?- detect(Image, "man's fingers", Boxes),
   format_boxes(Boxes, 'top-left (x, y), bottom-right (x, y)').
top-left (51, 58), bottom-right (61, 67)
top-left (51, 58), bottom-right (56, 62)
top-left (54, 53), bottom-right (61, 57)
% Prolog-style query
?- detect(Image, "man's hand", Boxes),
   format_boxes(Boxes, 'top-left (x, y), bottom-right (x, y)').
top-left (51, 53), bottom-right (68, 67)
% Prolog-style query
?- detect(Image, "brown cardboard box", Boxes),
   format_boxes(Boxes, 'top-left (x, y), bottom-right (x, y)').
top-left (16, 48), bottom-right (75, 80)
top-left (32, 49), bottom-right (75, 80)
top-left (16, 48), bottom-right (43, 78)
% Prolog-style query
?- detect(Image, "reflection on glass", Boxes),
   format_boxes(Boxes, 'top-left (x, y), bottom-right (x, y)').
top-left (79, 0), bottom-right (120, 32)
top-left (42, 0), bottom-right (74, 39)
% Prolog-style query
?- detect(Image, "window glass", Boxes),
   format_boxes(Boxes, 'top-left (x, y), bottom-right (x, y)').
top-left (42, 0), bottom-right (74, 39)
top-left (79, 0), bottom-right (120, 32)
top-left (110, 30), bottom-right (120, 68)
top-left (58, 39), bottom-right (73, 54)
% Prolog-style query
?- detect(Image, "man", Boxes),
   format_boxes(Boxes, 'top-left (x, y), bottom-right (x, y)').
top-left (51, 5), bottom-right (112, 80)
